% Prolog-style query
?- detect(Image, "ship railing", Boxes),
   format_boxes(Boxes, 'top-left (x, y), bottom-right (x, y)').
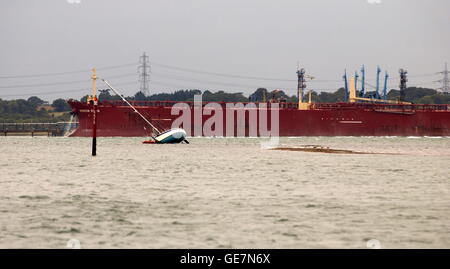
top-left (102, 100), bottom-right (300, 109)
top-left (99, 100), bottom-right (449, 111)
top-left (313, 103), bottom-right (450, 112)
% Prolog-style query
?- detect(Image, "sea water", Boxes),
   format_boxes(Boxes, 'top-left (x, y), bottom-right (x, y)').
top-left (0, 137), bottom-right (449, 248)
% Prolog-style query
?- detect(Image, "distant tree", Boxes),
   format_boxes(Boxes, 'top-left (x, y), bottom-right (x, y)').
top-left (387, 87), bottom-right (445, 104)
top-left (52, 98), bottom-right (70, 112)
top-left (173, 89), bottom-right (202, 101)
top-left (98, 89), bottom-right (112, 101)
top-left (409, 87), bottom-right (436, 97)
top-left (98, 89), bottom-right (122, 102)
top-left (134, 91), bottom-right (148, 101)
top-left (147, 89), bottom-right (202, 101)
top-left (317, 88), bottom-right (347, 103)
top-left (203, 90), bottom-right (248, 102)
top-left (27, 96), bottom-right (46, 107)
top-left (403, 87), bottom-right (438, 103)
top-left (80, 95), bottom-right (89, 102)
top-left (267, 90), bottom-right (290, 101)
top-left (249, 88), bottom-right (269, 102)
top-left (417, 93), bottom-right (450, 104)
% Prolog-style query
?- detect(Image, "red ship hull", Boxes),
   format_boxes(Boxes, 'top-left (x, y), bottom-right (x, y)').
top-left (67, 100), bottom-right (450, 137)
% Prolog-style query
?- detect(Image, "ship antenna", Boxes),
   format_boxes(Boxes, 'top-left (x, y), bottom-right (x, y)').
top-left (383, 71), bottom-right (389, 101)
top-left (399, 68), bottom-right (408, 102)
top-left (297, 66), bottom-right (306, 105)
top-left (101, 79), bottom-right (160, 138)
top-left (360, 65), bottom-right (366, 97)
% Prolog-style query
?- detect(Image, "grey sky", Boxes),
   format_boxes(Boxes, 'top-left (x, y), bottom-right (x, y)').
top-left (1, 0), bottom-right (449, 101)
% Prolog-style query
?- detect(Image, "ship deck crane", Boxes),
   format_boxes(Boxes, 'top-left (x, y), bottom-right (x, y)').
top-left (348, 76), bottom-right (411, 105)
top-left (343, 70), bottom-right (349, 102)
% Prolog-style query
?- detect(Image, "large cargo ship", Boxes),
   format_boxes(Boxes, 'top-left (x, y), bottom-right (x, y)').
top-left (67, 72), bottom-right (450, 137)
top-left (67, 100), bottom-right (450, 137)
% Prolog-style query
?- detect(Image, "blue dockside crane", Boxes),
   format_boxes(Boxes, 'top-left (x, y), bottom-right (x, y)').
top-left (343, 69), bottom-right (349, 102)
top-left (383, 71), bottom-right (389, 101)
top-left (376, 66), bottom-right (381, 99)
top-left (360, 65), bottom-right (366, 97)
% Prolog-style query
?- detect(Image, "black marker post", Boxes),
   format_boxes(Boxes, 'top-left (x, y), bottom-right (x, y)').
top-left (91, 68), bottom-right (98, 156)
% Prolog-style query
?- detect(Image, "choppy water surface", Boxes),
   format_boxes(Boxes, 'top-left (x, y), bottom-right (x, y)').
top-left (0, 137), bottom-right (449, 249)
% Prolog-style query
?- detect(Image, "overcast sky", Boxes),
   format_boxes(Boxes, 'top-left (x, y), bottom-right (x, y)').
top-left (1, 0), bottom-right (449, 101)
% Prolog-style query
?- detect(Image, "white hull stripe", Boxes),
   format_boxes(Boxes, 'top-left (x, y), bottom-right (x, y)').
top-left (339, 121), bottom-right (363, 124)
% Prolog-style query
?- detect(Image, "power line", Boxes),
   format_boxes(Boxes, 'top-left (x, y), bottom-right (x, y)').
top-left (0, 62), bottom-right (137, 79)
top-left (0, 71), bottom-right (340, 93)
top-left (153, 62), bottom-right (440, 83)
top-left (1, 58), bottom-right (443, 98)
top-left (151, 79), bottom-right (335, 93)
top-left (152, 70), bottom-right (341, 86)
top-left (0, 79), bottom-right (89, 89)
top-left (152, 62), bottom-right (299, 82)
top-left (151, 72), bottom-right (290, 89)
top-left (0, 89), bottom-right (88, 98)
top-left (0, 81), bottom-right (138, 98)
top-left (0, 77), bottom-right (339, 99)
top-left (100, 72), bottom-right (136, 79)
top-left (0, 58), bottom-right (440, 84)
top-left (150, 80), bottom-right (248, 91)
top-left (151, 71), bottom-right (335, 92)
top-left (0, 72), bottom-right (137, 89)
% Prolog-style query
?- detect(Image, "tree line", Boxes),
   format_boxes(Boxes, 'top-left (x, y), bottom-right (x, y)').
top-left (0, 96), bottom-right (70, 123)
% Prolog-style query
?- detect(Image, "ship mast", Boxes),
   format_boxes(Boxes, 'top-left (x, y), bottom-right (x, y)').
top-left (90, 68), bottom-right (98, 156)
top-left (383, 71), bottom-right (389, 101)
top-left (91, 68), bottom-right (97, 98)
top-left (399, 68), bottom-right (408, 102)
top-left (297, 65), bottom-right (314, 110)
top-left (297, 67), bottom-right (306, 105)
